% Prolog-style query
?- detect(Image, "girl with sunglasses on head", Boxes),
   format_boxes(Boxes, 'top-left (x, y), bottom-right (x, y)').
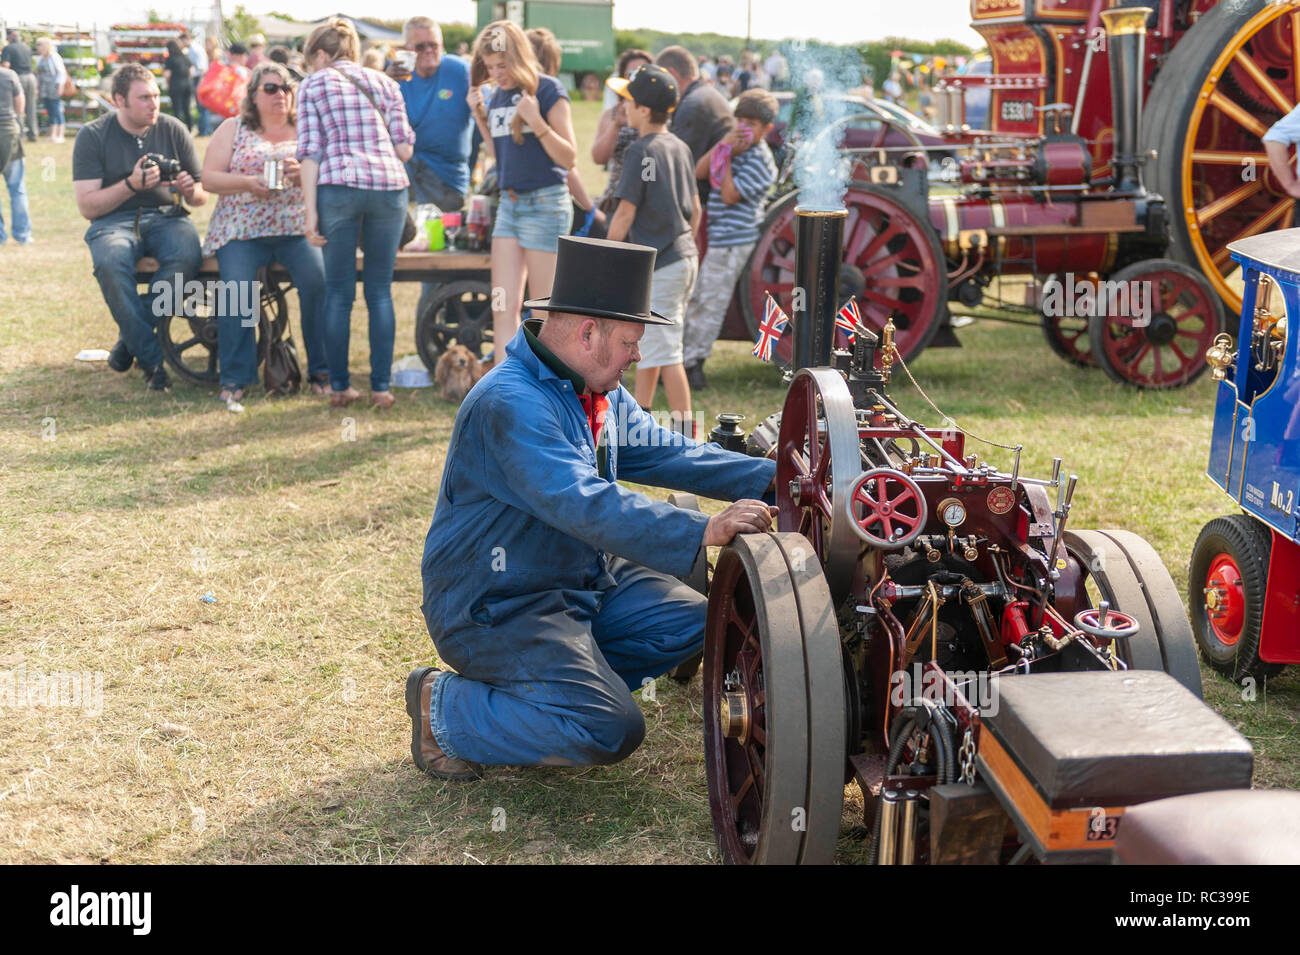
top-left (468, 20), bottom-right (577, 352)
top-left (202, 62), bottom-right (329, 411)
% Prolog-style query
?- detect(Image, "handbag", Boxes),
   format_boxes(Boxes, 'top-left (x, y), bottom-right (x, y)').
top-left (257, 269), bottom-right (302, 395)
top-left (264, 334), bottom-right (302, 396)
top-left (197, 62), bottom-right (243, 118)
top-left (60, 74), bottom-right (78, 98)
top-left (330, 65), bottom-right (417, 246)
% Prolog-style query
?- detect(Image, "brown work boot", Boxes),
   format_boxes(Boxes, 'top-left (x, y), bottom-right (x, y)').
top-left (405, 666), bottom-right (483, 781)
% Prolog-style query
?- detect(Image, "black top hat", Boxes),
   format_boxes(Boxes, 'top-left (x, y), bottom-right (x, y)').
top-left (524, 236), bottom-right (673, 325)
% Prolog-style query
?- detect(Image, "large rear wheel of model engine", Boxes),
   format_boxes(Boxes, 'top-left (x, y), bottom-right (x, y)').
top-left (704, 532), bottom-right (847, 865)
top-left (1065, 529), bottom-right (1204, 697)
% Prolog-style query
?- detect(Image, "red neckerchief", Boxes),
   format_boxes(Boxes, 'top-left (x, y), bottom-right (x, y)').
top-left (577, 390), bottom-right (610, 445)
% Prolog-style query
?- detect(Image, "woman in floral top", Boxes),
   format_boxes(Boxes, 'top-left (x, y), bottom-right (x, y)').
top-left (203, 61), bottom-right (328, 411)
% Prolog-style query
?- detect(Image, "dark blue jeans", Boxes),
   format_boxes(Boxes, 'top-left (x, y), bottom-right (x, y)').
top-left (317, 185), bottom-right (407, 392)
top-left (214, 235), bottom-right (328, 390)
top-left (85, 208), bottom-right (202, 372)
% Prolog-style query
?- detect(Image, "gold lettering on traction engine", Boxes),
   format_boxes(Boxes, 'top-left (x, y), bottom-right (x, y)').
top-left (991, 36), bottom-right (1040, 64)
top-left (973, 0), bottom-right (1024, 18)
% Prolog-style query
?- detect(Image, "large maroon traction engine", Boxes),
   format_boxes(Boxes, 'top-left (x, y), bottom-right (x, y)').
top-left (692, 203), bottom-right (1256, 865)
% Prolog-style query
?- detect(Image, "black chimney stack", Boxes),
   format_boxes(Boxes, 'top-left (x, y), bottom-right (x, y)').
top-left (1101, 5), bottom-right (1152, 193)
top-left (791, 206), bottom-right (847, 371)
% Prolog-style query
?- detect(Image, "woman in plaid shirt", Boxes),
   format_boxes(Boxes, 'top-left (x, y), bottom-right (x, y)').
top-left (296, 17), bottom-right (415, 409)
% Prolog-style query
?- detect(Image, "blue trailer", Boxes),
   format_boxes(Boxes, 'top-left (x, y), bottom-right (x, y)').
top-left (1192, 230), bottom-right (1300, 681)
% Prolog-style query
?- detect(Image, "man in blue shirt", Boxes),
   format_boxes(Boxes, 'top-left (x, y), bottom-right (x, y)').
top-left (407, 237), bottom-right (777, 780)
top-left (389, 16), bottom-right (472, 214)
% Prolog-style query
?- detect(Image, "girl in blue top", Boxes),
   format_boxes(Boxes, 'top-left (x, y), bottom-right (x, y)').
top-left (468, 21), bottom-right (577, 353)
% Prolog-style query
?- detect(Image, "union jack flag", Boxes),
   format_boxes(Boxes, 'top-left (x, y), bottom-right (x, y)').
top-left (835, 298), bottom-right (862, 346)
top-left (752, 293), bottom-right (790, 362)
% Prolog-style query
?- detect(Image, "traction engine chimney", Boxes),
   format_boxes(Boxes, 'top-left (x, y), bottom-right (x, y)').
top-left (1101, 5), bottom-right (1153, 193)
top-left (792, 207), bottom-right (847, 371)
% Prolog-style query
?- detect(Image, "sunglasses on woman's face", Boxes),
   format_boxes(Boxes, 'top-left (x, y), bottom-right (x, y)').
top-left (261, 82), bottom-right (293, 95)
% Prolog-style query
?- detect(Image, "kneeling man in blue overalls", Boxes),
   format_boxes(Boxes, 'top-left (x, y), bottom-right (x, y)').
top-left (408, 235), bottom-right (777, 780)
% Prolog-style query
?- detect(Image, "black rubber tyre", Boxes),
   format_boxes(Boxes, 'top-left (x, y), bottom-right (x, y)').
top-left (1188, 514), bottom-right (1283, 684)
top-left (703, 533), bottom-right (846, 865)
top-left (1064, 529), bottom-right (1203, 697)
top-left (415, 279), bottom-right (494, 373)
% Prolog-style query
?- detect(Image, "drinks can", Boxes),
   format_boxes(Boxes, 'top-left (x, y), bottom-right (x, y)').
top-left (263, 159), bottom-right (284, 191)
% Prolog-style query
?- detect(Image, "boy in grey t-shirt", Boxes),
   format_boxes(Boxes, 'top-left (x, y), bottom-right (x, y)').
top-left (606, 64), bottom-right (700, 433)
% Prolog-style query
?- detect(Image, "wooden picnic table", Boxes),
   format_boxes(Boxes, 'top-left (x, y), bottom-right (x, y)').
top-left (135, 249), bottom-right (494, 386)
top-left (135, 249), bottom-right (492, 280)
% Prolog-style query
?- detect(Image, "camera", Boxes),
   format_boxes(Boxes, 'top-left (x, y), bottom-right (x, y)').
top-left (142, 153), bottom-right (183, 181)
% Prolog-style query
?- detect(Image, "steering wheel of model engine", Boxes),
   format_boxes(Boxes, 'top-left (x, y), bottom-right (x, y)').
top-left (846, 468), bottom-right (928, 549)
top-left (1073, 606), bottom-right (1141, 640)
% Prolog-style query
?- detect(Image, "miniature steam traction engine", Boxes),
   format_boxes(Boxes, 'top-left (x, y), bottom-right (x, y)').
top-left (695, 204), bottom-right (1256, 865)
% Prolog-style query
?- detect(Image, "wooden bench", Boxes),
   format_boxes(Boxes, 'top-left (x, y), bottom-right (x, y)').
top-left (135, 249), bottom-right (491, 282)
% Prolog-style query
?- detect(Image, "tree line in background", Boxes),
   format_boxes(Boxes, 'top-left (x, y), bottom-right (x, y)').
top-left (205, 11), bottom-right (978, 82)
top-left (355, 18), bottom-right (975, 80)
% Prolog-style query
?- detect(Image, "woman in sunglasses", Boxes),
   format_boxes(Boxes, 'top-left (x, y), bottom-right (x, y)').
top-left (202, 62), bottom-right (329, 411)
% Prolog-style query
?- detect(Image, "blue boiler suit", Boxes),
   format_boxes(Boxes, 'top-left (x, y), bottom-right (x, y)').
top-left (420, 324), bottom-right (776, 767)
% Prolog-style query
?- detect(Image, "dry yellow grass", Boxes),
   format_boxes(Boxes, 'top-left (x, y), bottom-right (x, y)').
top-left (0, 100), bottom-right (1296, 865)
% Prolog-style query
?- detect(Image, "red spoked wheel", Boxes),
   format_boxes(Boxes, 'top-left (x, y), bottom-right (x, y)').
top-left (846, 468), bottom-right (928, 549)
top-left (742, 184), bottom-right (949, 368)
top-left (1039, 273), bottom-right (1099, 368)
top-left (1089, 259), bottom-right (1226, 389)
top-left (776, 368), bottom-right (863, 599)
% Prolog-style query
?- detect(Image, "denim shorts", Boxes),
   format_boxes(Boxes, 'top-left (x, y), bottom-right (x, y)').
top-left (492, 182), bottom-right (572, 253)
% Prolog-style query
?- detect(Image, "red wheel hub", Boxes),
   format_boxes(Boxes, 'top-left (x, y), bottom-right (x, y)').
top-left (1204, 553), bottom-right (1246, 645)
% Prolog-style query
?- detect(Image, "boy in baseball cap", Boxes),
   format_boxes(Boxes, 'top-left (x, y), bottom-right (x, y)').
top-left (604, 64), bottom-right (701, 434)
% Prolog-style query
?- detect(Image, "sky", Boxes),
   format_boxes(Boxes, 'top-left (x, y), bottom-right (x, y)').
top-left (11, 0), bottom-right (984, 47)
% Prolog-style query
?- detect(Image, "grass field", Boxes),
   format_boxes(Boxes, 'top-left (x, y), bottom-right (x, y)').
top-left (0, 98), bottom-right (1296, 864)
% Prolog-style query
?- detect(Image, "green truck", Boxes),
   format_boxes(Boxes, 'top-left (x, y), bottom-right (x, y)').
top-left (475, 0), bottom-right (615, 81)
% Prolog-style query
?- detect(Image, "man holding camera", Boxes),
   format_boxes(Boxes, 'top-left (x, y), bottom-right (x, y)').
top-left (73, 62), bottom-right (206, 391)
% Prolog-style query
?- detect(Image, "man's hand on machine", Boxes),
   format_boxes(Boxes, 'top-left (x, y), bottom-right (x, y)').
top-left (703, 500), bottom-right (779, 547)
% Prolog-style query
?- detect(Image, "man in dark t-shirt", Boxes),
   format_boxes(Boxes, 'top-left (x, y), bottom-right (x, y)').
top-left (1, 30), bottom-right (38, 142)
top-left (72, 63), bottom-right (206, 390)
top-left (655, 45), bottom-right (734, 202)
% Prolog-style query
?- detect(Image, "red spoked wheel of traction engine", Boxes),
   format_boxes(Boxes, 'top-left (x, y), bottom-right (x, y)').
top-left (846, 468), bottom-right (928, 549)
top-left (1088, 259), bottom-right (1225, 389)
